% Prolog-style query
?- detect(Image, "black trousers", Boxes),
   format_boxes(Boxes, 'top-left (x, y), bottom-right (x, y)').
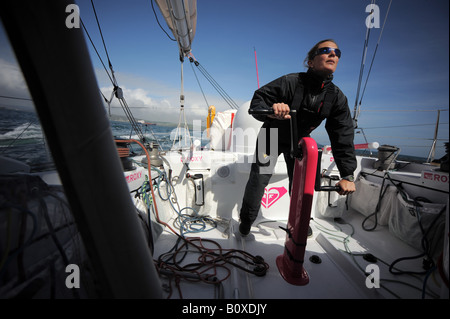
top-left (239, 143), bottom-right (296, 226)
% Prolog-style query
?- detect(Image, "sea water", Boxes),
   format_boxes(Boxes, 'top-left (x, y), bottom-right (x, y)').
top-left (0, 107), bottom-right (180, 171)
top-left (1, 107), bottom-right (429, 171)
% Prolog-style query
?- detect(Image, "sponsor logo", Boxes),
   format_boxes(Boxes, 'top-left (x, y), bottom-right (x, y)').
top-left (125, 171), bottom-right (143, 183)
top-left (423, 172), bottom-right (449, 184)
top-left (180, 155), bottom-right (203, 163)
top-left (261, 186), bottom-right (288, 208)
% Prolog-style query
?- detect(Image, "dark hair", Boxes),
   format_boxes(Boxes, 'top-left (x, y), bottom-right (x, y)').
top-left (303, 39), bottom-right (339, 69)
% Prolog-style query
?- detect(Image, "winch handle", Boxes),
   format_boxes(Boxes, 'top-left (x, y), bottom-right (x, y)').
top-left (314, 149), bottom-right (341, 192)
top-left (249, 110), bottom-right (341, 192)
top-left (318, 185), bottom-right (341, 192)
top-left (248, 109), bottom-right (297, 115)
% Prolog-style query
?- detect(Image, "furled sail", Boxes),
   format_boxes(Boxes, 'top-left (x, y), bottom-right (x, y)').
top-left (155, 0), bottom-right (197, 59)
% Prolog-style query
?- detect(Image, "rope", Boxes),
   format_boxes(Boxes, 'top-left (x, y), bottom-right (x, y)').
top-left (80, 19), bottom-right (114, 86)
top-left (312, 218), bottom-right (441, 299)
top-left (90, 0), bottom-right (117, 86)
top-left (353, 0), bottom-right (393, 126)
top-left (189, 61), bottom-right (210, 108)
top-left (358, 0), bottom-right (393, 106)
top-left (188, 53), bottom-right (239, 110)
top-left (82, 2), bottom-right (148, 147)
top-left (171, 62), bottom-right (192, 150)
top-left (119, 139), bottom-right (269, 298)
top-left (353, 0), bottom-right (374, 125)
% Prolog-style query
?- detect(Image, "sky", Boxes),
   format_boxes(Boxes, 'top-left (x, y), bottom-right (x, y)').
top-left (0, 0), bottom-right (449, 159)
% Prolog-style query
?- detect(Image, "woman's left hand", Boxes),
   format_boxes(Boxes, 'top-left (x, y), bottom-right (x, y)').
top-left (336, 179), bottom-right (356, 196)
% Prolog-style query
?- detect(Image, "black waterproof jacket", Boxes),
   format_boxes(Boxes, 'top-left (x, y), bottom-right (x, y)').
top-left (249, 70), bottom-right (357, 178)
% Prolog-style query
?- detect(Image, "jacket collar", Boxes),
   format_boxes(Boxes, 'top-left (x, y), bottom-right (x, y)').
top-left (306, 69), bottom-right (333, 91)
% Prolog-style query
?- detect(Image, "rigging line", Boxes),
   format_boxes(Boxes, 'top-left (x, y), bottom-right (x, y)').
top-left (150, 0), bottom-right (177, 42)
top-left (199, 64), bottom-right (239, 109)
top-left (0, 95), bottom-right (32, 101)
top-left (90, 0), bottom-right (115, 83)
top-left (197, 64), bottom-right (237, 109)
top-left (0, 120), bottom-right (37, 154)
top-left (353, 1), bottom-right (374, 122)
top-left (359, 0), bottom-right (393, 106)
top-left (189, 55), bottom-right (238, 109)
top-left (353, 0), bottom-right (376, 124)
top-left (361, 108), bottom-right (450, 112)
top-left (84, 3), bottom-right (148, 146)
top-left (392, 145), bottom-right (445, 148)
top-left (363, 135), bottom-right (447, 141)
top-left (119, 98), bottom-right (146, 142)
top-left (104, 90), bottom-right (115, 118)
top-left (189, 60), bottom-right (210, 108)
top-left (188, 53), bottom-right (238, 109)
top-left (80, 18), bottom-right (114, 86)
top-left (361, 122), bottom-right (449, 129)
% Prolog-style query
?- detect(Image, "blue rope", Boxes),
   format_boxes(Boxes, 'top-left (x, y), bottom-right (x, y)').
top-left (138, 167), bottom-right (217, 237)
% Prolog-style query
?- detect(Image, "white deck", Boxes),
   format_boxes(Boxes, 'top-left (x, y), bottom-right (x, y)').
top-left (1, 148), bottom-right (447, 299)
top-left (150, 150), bottom-right (448, 299)
top-left (153, 209), bottom-right (444, 299)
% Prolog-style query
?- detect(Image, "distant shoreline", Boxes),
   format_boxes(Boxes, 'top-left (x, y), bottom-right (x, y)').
top-left (0, 105), bottom-right (431, 163)
top-left (1, 104), bottom-right (181, 128)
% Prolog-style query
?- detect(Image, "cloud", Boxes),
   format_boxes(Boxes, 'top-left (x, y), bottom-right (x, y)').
top-left (0, 59), bottom-right (27, 92)
top-left (100, 84), bottom-right (207, 123)
top-left (0, 57), bottom-right (245, 125)
top-left (96, 69), bottom-right (245, 124)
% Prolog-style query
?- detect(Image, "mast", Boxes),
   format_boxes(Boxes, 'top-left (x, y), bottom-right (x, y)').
top-left (155, 0), bottom-right (197, 149)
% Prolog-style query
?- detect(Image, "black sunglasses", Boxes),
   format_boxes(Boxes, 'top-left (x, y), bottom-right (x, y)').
top-left (314, 47), bottom-right (341, 58)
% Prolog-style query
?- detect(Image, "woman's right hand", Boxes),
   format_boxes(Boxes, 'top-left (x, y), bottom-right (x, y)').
top-left (268, 103), bottom-right (291, 120)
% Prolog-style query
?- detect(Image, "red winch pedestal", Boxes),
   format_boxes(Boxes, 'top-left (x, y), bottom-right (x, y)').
top-left (276, 137), bottom-right (319, 286)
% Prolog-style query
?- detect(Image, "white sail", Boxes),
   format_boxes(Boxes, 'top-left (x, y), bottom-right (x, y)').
top-left (155, 0), bottom-right (197, 58)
